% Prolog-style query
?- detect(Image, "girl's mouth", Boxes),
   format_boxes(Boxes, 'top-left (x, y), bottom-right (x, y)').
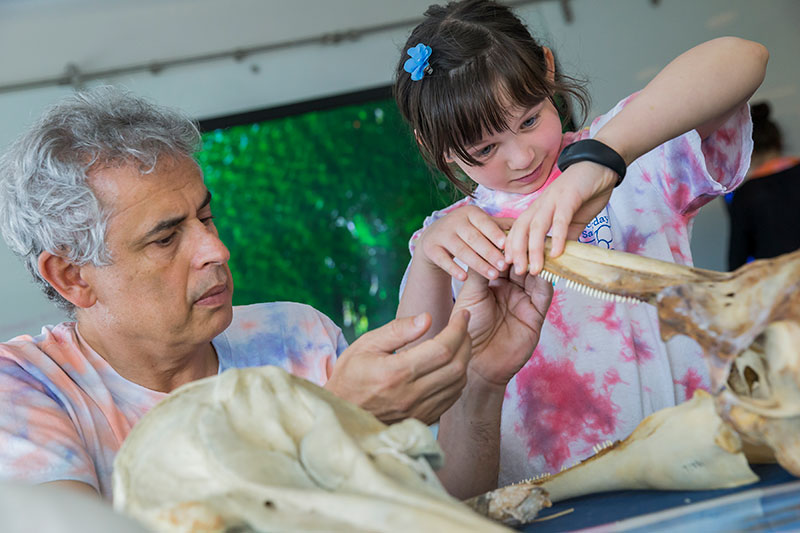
top-left (513, 163), bottom-right (543, 185)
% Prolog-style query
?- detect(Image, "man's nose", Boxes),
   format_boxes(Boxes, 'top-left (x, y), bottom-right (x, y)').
top-left (192, 222), bottom-right (230, 268)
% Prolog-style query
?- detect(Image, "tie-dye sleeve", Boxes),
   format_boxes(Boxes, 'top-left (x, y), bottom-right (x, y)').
top-left (220, 303), bottom-right (346, 386)
top-left (0, 358), bottom-right (99, 490)
top-left (590, 96), bottom-right (752, 216)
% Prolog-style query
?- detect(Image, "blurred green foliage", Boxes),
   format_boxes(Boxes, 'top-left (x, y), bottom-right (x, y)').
top-left (197, 98), bottom-right (453, 341)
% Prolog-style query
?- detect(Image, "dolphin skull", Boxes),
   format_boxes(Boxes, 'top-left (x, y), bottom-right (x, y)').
top-left (112, 365), bottom-right (547, 532)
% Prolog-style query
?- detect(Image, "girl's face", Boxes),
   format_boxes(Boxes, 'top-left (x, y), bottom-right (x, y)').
top-left (449, 97), bottom-right (564, 195)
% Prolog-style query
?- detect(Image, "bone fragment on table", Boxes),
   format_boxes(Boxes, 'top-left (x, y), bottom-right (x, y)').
top-left (463, 481), bottom-right (551, 526)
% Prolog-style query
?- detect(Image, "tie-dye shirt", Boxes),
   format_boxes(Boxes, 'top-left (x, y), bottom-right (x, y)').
top-left (402, 95), bottom-right (752, 486)
top-left (0, 302), bottom-right (345, 500)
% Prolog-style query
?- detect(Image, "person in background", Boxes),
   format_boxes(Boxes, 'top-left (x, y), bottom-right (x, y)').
top-left (726, 101), bottom-right (800, 270)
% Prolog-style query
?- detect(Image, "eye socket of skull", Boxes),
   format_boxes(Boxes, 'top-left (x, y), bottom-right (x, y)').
top-left (728, 336), bottom-right (770, 400)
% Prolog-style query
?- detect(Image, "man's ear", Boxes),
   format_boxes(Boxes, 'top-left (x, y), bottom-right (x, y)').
top-left (542, 46), bottom-right (556, 83)
top-left (37, 252), bottom-right (96, 309)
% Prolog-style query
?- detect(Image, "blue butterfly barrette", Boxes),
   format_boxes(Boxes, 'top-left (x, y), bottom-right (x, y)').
top-left (403, 43), bottom-right (433, 81)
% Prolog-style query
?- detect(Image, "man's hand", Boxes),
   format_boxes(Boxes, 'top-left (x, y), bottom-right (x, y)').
top-left (325, 310), bottom-right (472, 425)
top-left (436, 270), bottom-right (553, 498)
top-left (453, 269), bottom-right (554, 388)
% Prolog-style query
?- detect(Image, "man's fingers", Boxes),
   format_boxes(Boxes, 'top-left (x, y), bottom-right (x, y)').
top-left (395, 309), bottom-right (471, 379)
top-left (405, 376), bottom-right (468, 424)
top-left (525, 273), bottom-right (555, 317)
top-left (356, 313), bottom-right (432, 354)
top-left (459, 264), bottom-right (491, 296)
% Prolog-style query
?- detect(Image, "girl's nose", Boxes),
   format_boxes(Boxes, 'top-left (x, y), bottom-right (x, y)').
top-left (507, 138), bottom-right (535, 170)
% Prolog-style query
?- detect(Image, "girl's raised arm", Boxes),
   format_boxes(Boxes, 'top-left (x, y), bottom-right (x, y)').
top-left (594, 37), bottom-right (768, 161)
top-left (508, 37), bottom-right (768, 275)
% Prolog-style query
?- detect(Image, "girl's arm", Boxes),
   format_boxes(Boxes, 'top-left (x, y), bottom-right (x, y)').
top-left (397, 205), bottom-right (510, 345)
top-left (594, 36), bottom-right (768, 159)
top-left (507, 37), bottom-right (769, 275)
top-left (397, 251), bottom-right (456, 344)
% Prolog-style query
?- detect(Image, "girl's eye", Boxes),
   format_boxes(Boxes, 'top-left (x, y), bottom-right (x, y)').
top-left (522, 114), bottom-right (539, 128)
top-left (475, 144), bottom-right (495, 158)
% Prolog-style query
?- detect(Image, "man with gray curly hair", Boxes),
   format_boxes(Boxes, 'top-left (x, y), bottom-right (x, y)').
top-left (0, 86), bottom-right (552, 502)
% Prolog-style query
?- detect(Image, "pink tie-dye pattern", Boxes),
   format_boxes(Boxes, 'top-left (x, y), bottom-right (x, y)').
top-left (618, 321), bottom-right (655, 364)
top-left (602, 368), bottom-right (626, 395)
top-left (620, 226), bottom-right (656, 254)
top-left (674, 367), bottom-right (708, 401)
top-left (543, 291), bottom-right (578, 343)
top-left (595, 303), bottom-right (622, 332)
top-left (516, 349), bottom-right (621, 472)
top-left (630, 322), bottom-right (656, 363)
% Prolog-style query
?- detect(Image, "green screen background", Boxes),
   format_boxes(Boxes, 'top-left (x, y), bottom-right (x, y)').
top-left (197, 96), bottom-right (453, 341)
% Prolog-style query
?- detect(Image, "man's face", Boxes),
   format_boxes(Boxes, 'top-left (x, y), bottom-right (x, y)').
top-left (80, 156), bottom-right (233, 349)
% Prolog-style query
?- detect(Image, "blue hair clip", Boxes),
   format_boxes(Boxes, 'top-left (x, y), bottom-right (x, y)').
top-left (403, 43), bottom-right (433, 81)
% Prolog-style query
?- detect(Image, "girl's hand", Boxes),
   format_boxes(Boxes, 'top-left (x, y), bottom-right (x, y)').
top-left (418, 205), bottom-right (513, 281)
top-left (506, 160), bottom-right (619, 275)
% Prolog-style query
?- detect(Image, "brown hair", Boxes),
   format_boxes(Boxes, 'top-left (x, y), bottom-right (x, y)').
top-left (751, 101), bottom-right (783, 154)
top-left (394, 0), bottom-right (590, 195)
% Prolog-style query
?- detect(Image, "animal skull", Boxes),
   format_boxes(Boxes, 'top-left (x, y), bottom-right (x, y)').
top-left (112, 365), bottom-right (547, 532)
top-left (538, 238), bottom-right (800, 476)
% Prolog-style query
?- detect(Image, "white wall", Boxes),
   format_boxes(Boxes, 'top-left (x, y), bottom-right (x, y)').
top-left (0, 0), bottom-right (798, 338)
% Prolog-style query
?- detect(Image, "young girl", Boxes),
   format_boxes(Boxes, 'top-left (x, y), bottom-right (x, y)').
top-left (395, 0), bottom-right (768, 489)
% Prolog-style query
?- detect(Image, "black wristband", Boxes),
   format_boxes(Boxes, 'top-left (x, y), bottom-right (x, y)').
top-left (557, 139), bottom-right (627, 187)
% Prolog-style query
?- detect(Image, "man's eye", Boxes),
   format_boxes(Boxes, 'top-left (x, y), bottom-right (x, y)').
top-left (200, 215), bottom-right (215, 226)
top-left (154, 233), bottom-right (176, 247)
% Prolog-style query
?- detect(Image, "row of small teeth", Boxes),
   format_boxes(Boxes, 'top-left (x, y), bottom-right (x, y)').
top-left (592, 440), bottom-right (615, 454)
top-left (516, 441), bottom-right (616, 486)
top-left (519, 471), bottom-right (553, 485)
top-left (538, 269), bottom-right (640, 305)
